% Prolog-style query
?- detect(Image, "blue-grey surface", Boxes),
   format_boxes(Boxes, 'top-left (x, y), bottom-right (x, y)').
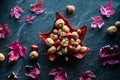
top-left (0, 0), bottom-right (120, 80)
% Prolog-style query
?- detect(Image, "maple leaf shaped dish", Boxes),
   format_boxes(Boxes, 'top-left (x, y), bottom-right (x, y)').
top-left (38, 12), bottom-right (89, 61)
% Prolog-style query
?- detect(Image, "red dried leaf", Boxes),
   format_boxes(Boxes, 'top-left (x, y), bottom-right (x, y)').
top-left (38, 12), bottom-right (89, 61)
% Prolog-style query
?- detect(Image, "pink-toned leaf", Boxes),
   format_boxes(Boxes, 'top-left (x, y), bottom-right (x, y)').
top-left (79, 70), bottom-right (96, 80)
top-left (50, 67), bottom-right (68, 80)
top-left (8, 41), bottom-right (26, 63)
top-left (8, 41), bottom-right (19, 49)
top-left (30, 7), bottom-right (45, 15)
top-left (0, 24), bottom-right (10, 39)
top-left (25, 15), bottom-right (35, 24)
top-left (19, 46), bottom-right (26, 57)
top-left (25, 63), bottom-right (40, 79)
top-left (10, 6), bottom-right (23, 19)
top-left (100, 1), bottom-right (115, 17)
top-left (106, 1), bottom-right (112, 9)
top-left (99, 45), bottom-right (120, 66)
top-left (91, 16), bottom-right (104, 29)
top-left (8, 50), bottom-right (19, 63)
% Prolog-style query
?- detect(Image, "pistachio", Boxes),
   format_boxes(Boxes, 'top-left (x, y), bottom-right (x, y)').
top-left (77, 29), bottom-right (81, 34)
top-left (29, 51), bottom-right (39, 59)
top-left (61, 38), bottom-right (69, 47)
top-left (74, 45), bottom-right (81, 52)
top-left (66, 5), bottom-right (75, 14)
top-left (61, 47), bottom-right (68, 55)
top-left (115, 21), bottom-right (120, 27)
top-left (50, 33), bottom-right (58, 41)
top-left (46, 38), bottom-right (54, 46)
top-left (76, 39), bottom-right (81, 44)
top-left (62, 25), bottom-right (70, 32)
top-left (72, 31), bottom-right (79, 39)
top-left (107, 26), bottom-right (117, 35)
top-left (80, 46), bottom-right (88, 53)
top-left (55, 19), bottom-right (65, 28)
top-left (0, 53), bottom-right (5, 62)
top-left (47, 46), bottom-right (56, 54)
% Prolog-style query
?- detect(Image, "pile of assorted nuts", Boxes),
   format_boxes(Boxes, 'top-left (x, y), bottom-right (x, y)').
top-left (107, 21), bottom-right (120, 35)
top-left (46, 19), bottom-right (88, 56)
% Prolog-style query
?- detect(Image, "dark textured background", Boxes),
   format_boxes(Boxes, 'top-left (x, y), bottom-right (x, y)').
top-left (0, 0), bottom-right (120, 80)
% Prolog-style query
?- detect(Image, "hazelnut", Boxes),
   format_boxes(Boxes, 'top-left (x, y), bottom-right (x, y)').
top-left (77, 29), bottom-right (81, 34)
top-left (62, 25), bottom-right (70, 32)
top-left (31, 44), bottom-right (38, 51)
top-left (61, 38), bottom-right (69, 47)
top-left (73, 42), bottom-right (79, 46)
top-left (70, 38), bottom-right (75, 45)
top-left (72, 31), bottom-right (79, 39)
top-left (61, 47), bottom-right (68, 55)
top-left (47, 46), bottom-right (56, 54)
top-left (74, 45), bottom-right (81, 52)
top-left (80, 46), bottom-right (88, 53)
top-left (107, 26), bottom-right (117, 35)
top-left (115, 21), bottom-right (120, 27)
top-left (29, 51), bottom-right (39, 59)
top-left (55, 19), bottom-right (65, 28)
top-left (46, 38), bottom-right (54, 46)
top-left (66, 5), bottom-right (75, 14)
top-left (60, 31), bottom-right (66, 37)
top-left (0, 53), bottom-right (5, 62)
top-left (76, 39), bottom-right (81, 44)
top-left (50, 33), bottom-right (58, 41)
